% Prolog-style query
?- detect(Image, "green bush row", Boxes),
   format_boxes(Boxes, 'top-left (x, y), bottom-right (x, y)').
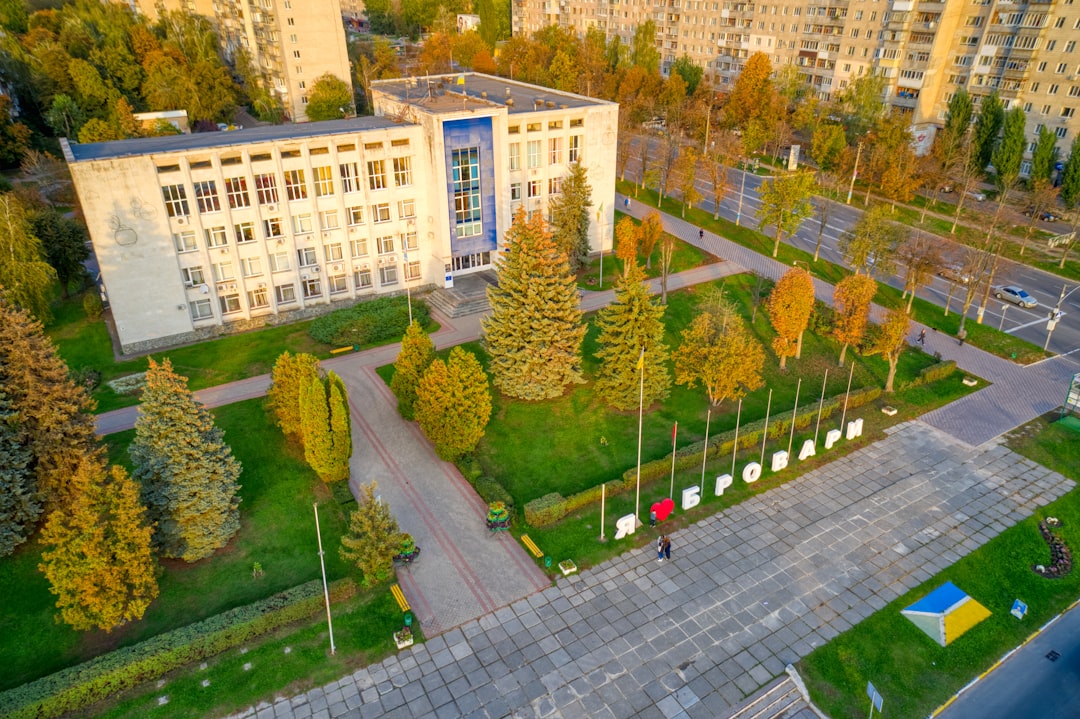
top-left (0, 579), bottom-right (356, 719)
top-left (308, 296), bottom-right (430, 347)
top-left (474, 476), bottom-right (515, 507)
top-left (903, 359), bottom-right (957, 389)
top-left (522, 387), bottom-right (882, 528)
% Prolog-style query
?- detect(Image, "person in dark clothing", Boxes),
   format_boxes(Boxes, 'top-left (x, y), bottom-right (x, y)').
top-left (662, 535), bottom-right (671, 560)
top-left (917, 329), bottom-right (926, 346)
top-left (699, 228), bottom-right (704, 241)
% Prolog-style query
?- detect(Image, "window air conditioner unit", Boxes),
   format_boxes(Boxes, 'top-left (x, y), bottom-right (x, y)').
top-left (227, 283), bottom-right (237, 291)
top-left (176, 216), bottom-right (189, 225)
top-left (257, 282), bottom-right (266, 288)
top-left (276, 238), bottom-right (285, 245)
top-left (323, 231), bottom-right (332, 239)
top-left (177, 304), bottom-right (186, 310)
top-left (221, 247), bottom-right (230, 253)
top-left (266, 204), bottom-right (278, 212)
top-left (331, 263), bottom-right (343, 272)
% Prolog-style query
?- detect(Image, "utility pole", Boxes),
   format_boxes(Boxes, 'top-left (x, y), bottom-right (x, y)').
top-left (847, 141), bottom-right (863, 204)
top-left (1044, 283), bottom-right (1074, 351)
top-left (736, 159), bottom-right (747, 226)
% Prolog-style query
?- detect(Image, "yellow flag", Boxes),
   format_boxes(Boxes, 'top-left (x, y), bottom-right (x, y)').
top-left (636, 347), bottom-right (645, 370)
top-left (457, 75), bottom-right (465, 85)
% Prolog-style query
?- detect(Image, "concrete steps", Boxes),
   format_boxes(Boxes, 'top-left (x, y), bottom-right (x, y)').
top-left (425, 271), bottom-right (497, 318)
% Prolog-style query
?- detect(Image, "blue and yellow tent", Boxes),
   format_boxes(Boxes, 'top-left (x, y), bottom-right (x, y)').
top-left (901, 582), bottom-right (991, 647)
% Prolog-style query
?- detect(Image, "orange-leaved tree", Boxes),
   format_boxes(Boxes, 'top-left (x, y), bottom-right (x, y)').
top-left (615, 215), bottom-right (640, 276)
top-left (638, 210), bottom-right (664, 269)
top-left (865, 308), bottom-right (911, 392)
top-left (766, 267), bottom-right (816, 368)
top-left (832, 273), bottom-right (877, 366)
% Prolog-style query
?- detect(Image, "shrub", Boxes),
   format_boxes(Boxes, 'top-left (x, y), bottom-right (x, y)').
top-left (524, 493), bottom-right (566, 527)
top-left (806, 299), bottom-right (835, 335)
top-left (474, 476), bottom-right (514, 506)
top-left (82, 293), bottom-right (103, 320)
top-left (308, 296), bottom-right (430, 347)
top-left (0, 579), bottom-right (356, 719)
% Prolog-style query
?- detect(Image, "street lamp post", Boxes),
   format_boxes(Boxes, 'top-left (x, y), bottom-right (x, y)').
top-left (1044, 283), bottom-right (1075, 351)
top-left (736, 160), bottom-right (747, 227)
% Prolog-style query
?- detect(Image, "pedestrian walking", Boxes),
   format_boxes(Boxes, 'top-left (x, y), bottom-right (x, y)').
top-left (662, 535), bottom-right (672, 561)
top-left (624, 197), bottom-right (631, 210)
top-left (698, 228), bottom-right (704, 241)
top-left (656, 535), bottom-right (665, 562)
top-left (917, 329), bottom-right (926, 346)
top-left (958, 328), bottom-right (967, 347)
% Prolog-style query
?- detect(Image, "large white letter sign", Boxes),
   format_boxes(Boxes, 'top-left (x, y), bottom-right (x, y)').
top-left (798, 439), bottom-right (816, 461)
top-left (715, 473), bottom-right (733, 496)
top-left (846, 418), bottom-right (864, 440)
top-left (682, 486), bottom-right (701, 511)
top-left (742, 461), bottom-right (762, 483)
top-left (771, 450), bottom-right (789, 473)
top-left (614, 513), bottom-right (637, 540)
top-left (825, 428), bottom-right (842, 449)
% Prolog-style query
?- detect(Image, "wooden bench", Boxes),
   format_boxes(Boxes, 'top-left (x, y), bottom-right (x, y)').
top-left (330, 345), bottom-right (354, 355)
top-left (520, 534), bottom-right (544, 559)
top-left (390, 583), bottom-right (410, 613)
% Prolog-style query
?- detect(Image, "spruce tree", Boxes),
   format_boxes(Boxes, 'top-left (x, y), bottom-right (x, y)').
top-left (340, 481), bottom-right (401, 587)
top-left (38, 457), bottom-right (158, 632)
top-left (390, 321), bottom-right (435, 420)
top-left (267, 351), bottom-right (320, 441)
top-left (129, 358), bottom-right (242, 562)
top-left (0, 298), bottom-right (98, 510)
top-left (549, 162), bottom-right (593, 271)
top-left (593, 263), bottom-right (671, 411)
top-left (415, 347), bottom-right (492, 461)
top-left (0, 390), bottom-right (36, 556)
top-left (326, 371), bottom-right (352, 482)
top-left (482, 208), bottom-right (586, 400)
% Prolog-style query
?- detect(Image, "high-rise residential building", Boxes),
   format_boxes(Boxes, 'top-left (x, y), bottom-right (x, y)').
top-left (122, 0), bottom-right (353, 123)
top-left (513, 0), bottom-right (1080, 165)
top-left (61, 74), bottom-right (617, 354)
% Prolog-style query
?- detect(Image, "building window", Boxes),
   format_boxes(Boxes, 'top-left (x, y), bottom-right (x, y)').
top-left (372, 203), bottom-right (391, 223)
top-left (1050, 84), bottom-right (1060, 95)
top-left (321, 209), bottom-right (339, 229)
top-left (292, 214), bottom-right (313, 234)
top-left (393, 157), bottom-right (413, 186)
top-left (248, 287), bottom-right (269, 308)
top-left (549, 137), bottom-right (562, 165)
top-left (174, 230), bottom-right (197, 253)
top-left (527, 140), bottom-right (541, 168)
top-left (190, 299), bottom-right (213, 320)
top-left (162, 184), bottom-right (189, 217)
top-left (202, 225), bottom-right (227, 247)
top-left (340, 162), bottom-right (360, 193)
top-left (302, 278), bottom-right (321, 298)
top-left (297, 247), bottom-right (318, 267)
top-left (548, 177), bottom-right (562, 195)
top-left (328, 274), bottom-right (348, 293)
top-left (354, 267), bottom-right (372, 289)
top-left (569, 135), bottom-right (582, 163)
top-left (275, 283), bottom-right (296, 303)
top-left (347, 206), bottom-right (365, 225)
top-left (325, 243), bottom-right (344, 261)
top-left (219, 293), bottom-right (241, 314)
top-left (235, 222), bottom-right (256, 243)
top-left (254, 173), bottom-right (278, 204)
top-left (350, 237), bottom-right (368, 257)
top-left (404, 261), bottom-right (421, 281)
top-left (269, 251), bottom-right (290, 272)
top-left (398, 199), bottom-right (415, 219)
top-left (264, 217), bottom-right (284, 239)
top-left (1057, 127), bottom-right (1069, 138)
top-left (194, 180), bottom-right (220, 214)
top-left (403, 231), bottom-right (419, 252)
top-left (378, 235), bottom-right (395, 254)
top-left (1059, 63), bottom-right (1069, 74)
top-left (225, 177), bottom-right (250, 208)
top-left (313, 166), bottom-right (334, 196)
top-left (527, 180), bottom-right (541, 198)
top-left (509, 143), bottom-right (521, 170)
top-left (367, 160), bottom-right (387, 190)
top-left (241, 256), bottom-right (263, 276)
top-left (283, 169), bottom-right (306, 200)
top-left (181, 266), bottom-right (205, 286)
top-left (1063, 107), bottom-right (1076, 118)
top-left (212, 262), bottom-right (235, 282)
top-left (379, 265), bottom-right (398, 285)
top-left (451, 147), bottom-right (482, 238)
top-left (511, 183), bottom-right (522, 202)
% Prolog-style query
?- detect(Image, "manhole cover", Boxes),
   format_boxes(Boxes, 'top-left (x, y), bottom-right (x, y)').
top-left (1047, 650), bottom-right (1061, 662)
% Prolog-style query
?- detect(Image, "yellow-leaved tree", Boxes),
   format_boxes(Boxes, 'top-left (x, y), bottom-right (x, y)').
top-left (865, 308), bottom-right (911, 393)
top-left (673, 313), bottom-right (765, 406)
top-left (832, 274), bottom-right (878, 366)
top-left (766, 268), bottom-right (816, 369)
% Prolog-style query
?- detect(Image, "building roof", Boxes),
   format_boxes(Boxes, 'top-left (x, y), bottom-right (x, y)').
top-left (64, 115), bottom-right (407, 162)
top-left (371, 73), bottom-right (614, 116)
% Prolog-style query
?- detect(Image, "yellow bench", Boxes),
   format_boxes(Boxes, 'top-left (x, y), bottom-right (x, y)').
top-left (390, 583), bottom-right (410, 613)
top-left (520, 534), bottom-right (544, 559)
top-left (330, 346), bottom-right (354, 355)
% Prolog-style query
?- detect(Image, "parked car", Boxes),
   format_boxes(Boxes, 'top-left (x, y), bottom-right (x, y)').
top-left (964, 189), bottom-right (986, 202)
top-left (642, 117), bottom-right (667, 132)
top-left (938, 265), bottom-right (972, 285)
top-left (1023, 207), bottom-right (1061, 222)
top-left (994, 285), bottom-right (1038, 308)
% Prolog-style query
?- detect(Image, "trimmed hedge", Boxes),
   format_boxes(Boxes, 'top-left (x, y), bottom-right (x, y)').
top-left (0, 579), bottom-right (356, 719)
top-left (523, 387), bottom-right (882, 527)
top-left (901, 359), bottom-right (957, 389)
top-left (474, 476), bottom-right (515, 507)
top-left (308, 296), bottom-right (430, 347)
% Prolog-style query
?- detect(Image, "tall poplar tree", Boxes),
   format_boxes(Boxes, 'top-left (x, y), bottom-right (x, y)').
top-left (327, 371), bottom-right (352, 482)
top-left (39, 457), bottom-right (158, 632)
top-left (971, 90), bottom-right (1004, 174)
top-left (129, 358), bottom-right (241, 562)
top-left (766, 267), bottom-right (816, 369)
top-left (483, 209), bottom-right (586, 400)
top-left (593, 263), bottom-right (671, 410)
top-left (0, 193), bottom-right (57, 323)
top-left (549, 162), bottom-right (592, 272)
top-left (415, 347), bottom-right (492, 461)
top-left (268, 351), bottom-right (320, 442)
top-left (0, 390), bottom-right (36, 556)
top-left (390, 321), bottom-right (434, 421)
top-left (832, 274), bottom-right (877, 366)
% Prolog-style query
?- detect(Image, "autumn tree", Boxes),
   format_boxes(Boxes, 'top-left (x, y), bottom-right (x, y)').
top-left (766, 268), bottom-right (816, 368)
top-left (593, 264), bottom-right (671, 410)
top-left (390, 321), bottom-right (435, 420)
top-left (0, 193), bottom-right (58, 323)
top-left (673, 147), bottom-right (701, 217)
top-left (328, 372), bottom-right (352, 479)
top-left (673, 313), bottom-right (765, 406)
top-left (707, 131), bottom-right (741, 220)
top-left (896, 232), bottom-right (942, 313)
top-left (723, 52), bottom-right (772, 130)
top-left (832, 274), bottom-right (877, 365)
top-left (339, 481), bottom-right (401, 587)
top-left (865, 308), bottom-right (911, 393)
top-left (300, 372), bottom-right (351, 483)
top-left (615, 215), bottom-right (640, 276)
top-left (483, 209), bottom-right (586, 400)
top-left (659, 234), bottom-right (677, 303)
top-left (267, 351), bottom-right (320, 441)
top-left (757, 170), bottom-right (816, 257)
top-left (415, 347), bottom-right (492, 461)
top-left (639, 210), bottom-right (664, 269)
top-left (549, 162), bottom-right (592, 271)
top-left (38, 457), bottom-right (158, 632)
top-left (129, 358), bottom-right (241, 562)
top-left (0, 390), bottom-right (35, 556)
top-left (839, 204), bottom-right (906, 277)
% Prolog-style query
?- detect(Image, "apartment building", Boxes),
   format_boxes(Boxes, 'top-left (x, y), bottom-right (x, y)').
top-left (61, 74), bottom-right (617, 354)
top-left (514, 0), bottom-right (1080, 164)
top-left (122, 0), bottom-right (353, 123)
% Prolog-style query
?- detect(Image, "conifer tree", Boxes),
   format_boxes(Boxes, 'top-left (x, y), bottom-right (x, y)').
top-left (300, 374), bottom-right (335, 481)
top-left (326, 371), bottom-right (352, 482)
top-left (483, 208), bottom-right (586, 400)
top-left (0, 390), bottom-right (36, 556)
top-left (0, 193), bottom-right (58, 324)
top-left (415, 347), bottom-right (492, 461)
top-left (129, 358), bottom-right (241, 562)
top-left (267, 351), bottom-right (320, 441)
top-left (339, 481), bottom-right (401, 587)
top-left (38, 457), bottom-right (158, 632)
top-left (549, 162), bottom-right (592, 271)
top-left (390, 321), bottom-right (435, 420)
top-left (832, 274), bottom-right (878, 366)
top-left (766, 268), bottom-right (816, 369)
top-left (0, 298), bottom-right (98, 510)
top-left (594, 263), bottom-right (671, 410)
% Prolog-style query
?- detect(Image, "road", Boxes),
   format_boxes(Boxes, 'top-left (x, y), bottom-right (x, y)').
top-left (623, 136), bottom-right (1080, 357)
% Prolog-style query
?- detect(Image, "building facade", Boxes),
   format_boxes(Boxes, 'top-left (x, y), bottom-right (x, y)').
top-left (62, 74), bottom-right (617, 354)
top-left (513, 0), bottom-right (1080, 167)
top-left (122, 0), bottom-right (353, 123)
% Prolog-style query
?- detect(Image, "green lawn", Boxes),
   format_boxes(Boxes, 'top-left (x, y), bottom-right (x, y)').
top-left (798, 415), bottom-right (1080, 719)
top-left (0, 398), bottom-right (352, 693)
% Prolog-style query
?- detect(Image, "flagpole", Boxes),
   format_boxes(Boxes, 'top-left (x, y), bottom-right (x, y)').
top-left (760, 388), bottom-right (772, 468)
top-left (840, 361), bottom-right (854, 432)
top-left (815, 369), bottom-right (828, 447)
top-left (600, 483), bottom-right (606, 541)
top-left (700, 409), bottom-right (711, 492)
top-left (787, 378), bottom-right (801, 456)
top-left (731, 399), bottom-right (741, 478)
top-left (313, 503), bottom-right (336, 655)
top-left (668, 420), bottom-right (678, 498)
top-left (635, 347), bottom-right (645, 526)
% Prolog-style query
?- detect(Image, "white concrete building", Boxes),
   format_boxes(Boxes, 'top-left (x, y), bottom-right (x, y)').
top-left (62, 74), bottom-right (617, 354)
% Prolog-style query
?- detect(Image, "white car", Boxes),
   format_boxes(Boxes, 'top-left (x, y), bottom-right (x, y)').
top-left (994, 285), bottom-right (1038, 309)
